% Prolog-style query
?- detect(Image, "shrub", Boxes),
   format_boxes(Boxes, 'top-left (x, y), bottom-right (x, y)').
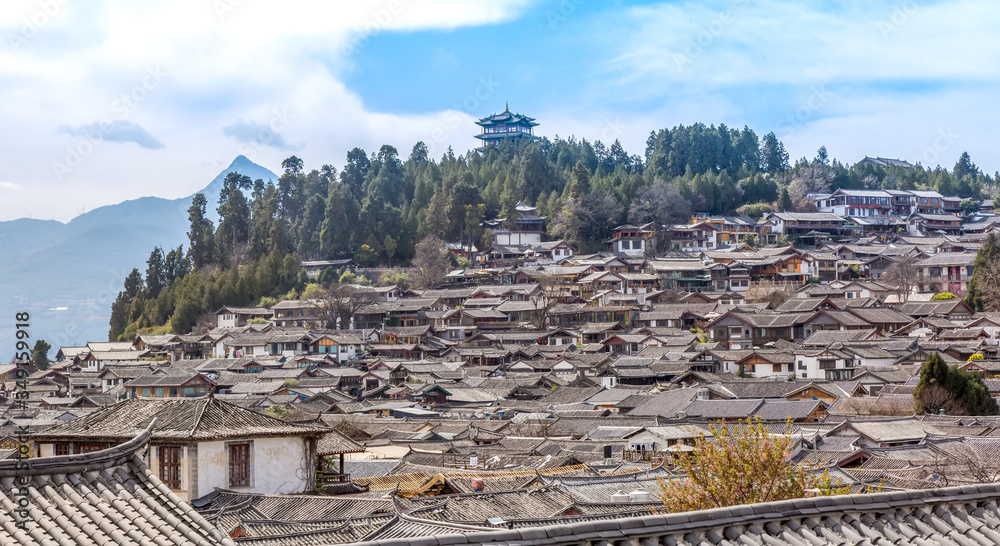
top-left (658, 418), bottom-right (847, 512)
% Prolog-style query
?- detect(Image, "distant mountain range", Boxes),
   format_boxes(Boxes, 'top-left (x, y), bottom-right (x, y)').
top-left (0, 156), bottom-right (278, 356)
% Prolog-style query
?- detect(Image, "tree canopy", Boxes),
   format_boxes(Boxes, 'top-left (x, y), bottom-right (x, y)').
top-left (914, 352), bottom-right (998, 416)
top-left (108, 123), bottom-right (998, 338)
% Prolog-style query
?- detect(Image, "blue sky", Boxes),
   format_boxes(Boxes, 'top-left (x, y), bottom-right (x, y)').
top-left (1, 0), bottom-right (998, 221)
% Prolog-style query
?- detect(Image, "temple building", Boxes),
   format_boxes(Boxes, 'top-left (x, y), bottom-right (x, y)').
top-left (483, 200), bottom-right (546, 245)
top-left (474, 103), bottom-right (539, 149)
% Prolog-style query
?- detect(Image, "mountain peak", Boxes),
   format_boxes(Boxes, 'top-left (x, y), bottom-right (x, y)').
top-left (226, 154), bottom-right (255, 169)
top-left (194, 156), bottom-right (279, 201)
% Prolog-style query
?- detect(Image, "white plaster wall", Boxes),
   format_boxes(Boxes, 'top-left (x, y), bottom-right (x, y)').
top-left (147, 444), bottom-right (195, 502)
top-left (857, 357), bottom-right (894, 367)
top-left (796, 355), bottom-right (821, 379)
top-left (197, 436), bottom-right (309, 496)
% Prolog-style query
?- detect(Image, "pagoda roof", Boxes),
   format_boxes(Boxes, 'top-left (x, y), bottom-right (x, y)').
top-left (475, 109), bottom-right (539, 127)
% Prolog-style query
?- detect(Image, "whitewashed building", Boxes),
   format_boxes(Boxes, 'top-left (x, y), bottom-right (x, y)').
top-left (33, 396), bottom-right (325, 503)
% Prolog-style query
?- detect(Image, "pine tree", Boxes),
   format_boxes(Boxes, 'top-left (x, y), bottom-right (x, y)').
top-left (779, 187), bottom-right (792, 212)
top-left (570, 161), bottom-right (590, 199)
top-left (761, 132), bottom-right (789, 173)
top-left (187, 193), bottom-right (214, 268)
top-left (966, 232), bottom-right (1000, 311)
top-left (31, 339), bottom-right (51, 370)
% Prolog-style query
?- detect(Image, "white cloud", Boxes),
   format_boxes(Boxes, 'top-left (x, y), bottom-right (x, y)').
top-left (59, 120), bottom-right (165, 149)
top-left (0, 0), bottom-right (541, 222)
top-left (592, 0), bottom-right (1000, 172)
top-left (0, 181), bottom-right (23, 191)
top-left (607, 0), bottom-right (1000, 89)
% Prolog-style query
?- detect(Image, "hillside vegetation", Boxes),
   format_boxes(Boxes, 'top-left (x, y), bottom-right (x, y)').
top-left (108, 124), bottom-right (995, 340)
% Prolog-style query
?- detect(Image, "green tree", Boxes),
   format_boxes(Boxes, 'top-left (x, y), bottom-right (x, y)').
top-left (353, 244), bottom-right (378, 268)
top-left (814, 146), bottom-right (829, 166)
top-left (186, 193), bottom-right (215, 268)
top-left (379, 270), bottom-right (409, 289)
top-left (954, 151), bottom-right (979, 179)
top-left (569, 161), bottom-right (590, 199)
top-left (779, 187), bottom-right (793, 212)
top-left (30, 339), bottom-right (51, 370)
top-left (340, 147), bottom-right (370, 198)
top-left (320, 184), bottom-right (359, 257)
top-left (914, 352), bottom-right (999, 416)
top-left (959, 198), bottom-right (981, 215)
top-left (760, 132), bottom-right (789, 173)
top-left (931, 292), bottom-right (958, 300)
top-left (145, 247), bottom-right (166, 298)
top-left (216, 172), bottom-right (252, 265)
top-left (383, 234), bottom-right (398, 267)
top-left (966, 232), bottom-right (1000, 311)
top-left (281, 155), bottom-right (304, 175)
top-left (264, 405), bottom-right (289, 419)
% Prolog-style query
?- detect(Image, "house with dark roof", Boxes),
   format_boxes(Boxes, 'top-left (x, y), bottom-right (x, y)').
top-left (216, 305), bottom-right (273, 328)
top-left (333, 482), bottom-right (1000, 546)
top-left (913, 251), bottom-right (976, 294)
top-left (897, 299), bottom-right (974, 321)
top-left (34, 396), bottom-right (326, 503)
top-left (0, 423), bottom-right (236, 545)
top-left (125, 370), bottom-right (216, 399)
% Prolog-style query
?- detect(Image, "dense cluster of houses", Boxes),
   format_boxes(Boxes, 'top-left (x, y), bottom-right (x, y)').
top-left (11, 192), bottom-right (1000, 544)
top-left (5, 262), bottom-right (1000, 543)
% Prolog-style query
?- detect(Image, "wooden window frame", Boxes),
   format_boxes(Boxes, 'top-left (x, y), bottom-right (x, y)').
top-left (158, 445), bottom-right (182, 490)
top-left (228, 442), bottom-right (252, 488)
top-left (75, 443), bottom-right (107, 454)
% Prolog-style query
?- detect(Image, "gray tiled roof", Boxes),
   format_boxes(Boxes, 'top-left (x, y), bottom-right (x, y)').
top-left (0, 423), bottom-right (235, 545)
top-left (35, 395), bottom-right (325, 441)
top-left (346, 482), bottom-right (1000, 546)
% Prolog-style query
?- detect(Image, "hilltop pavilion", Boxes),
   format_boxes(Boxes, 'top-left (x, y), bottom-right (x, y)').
top-left (474, 103), bottom-right (539, 150)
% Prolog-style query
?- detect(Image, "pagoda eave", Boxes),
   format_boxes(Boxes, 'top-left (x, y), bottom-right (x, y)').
top-left (475, 133), bottom-right (538, 142)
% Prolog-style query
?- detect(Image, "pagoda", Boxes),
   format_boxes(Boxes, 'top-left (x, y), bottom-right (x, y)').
top-left (474, 103), bottom-right (539, 149)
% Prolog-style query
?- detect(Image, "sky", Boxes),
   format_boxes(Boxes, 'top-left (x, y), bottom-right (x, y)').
top-left (1, 0), bottom-right (998, 222)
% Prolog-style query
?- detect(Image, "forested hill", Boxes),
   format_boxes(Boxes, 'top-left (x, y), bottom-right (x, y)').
top-left (108, 123), bottom-right (996, 340)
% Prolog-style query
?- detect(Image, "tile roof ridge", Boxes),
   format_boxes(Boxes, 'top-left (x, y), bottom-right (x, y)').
top-left (359, 515), bottom-right (401, 542)
top-left (0, 418), bottom-right (156, 477)
top-left (190, 395), bottom-right (213, 437)
top-left (393, 499), bottom-right (497, 532)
